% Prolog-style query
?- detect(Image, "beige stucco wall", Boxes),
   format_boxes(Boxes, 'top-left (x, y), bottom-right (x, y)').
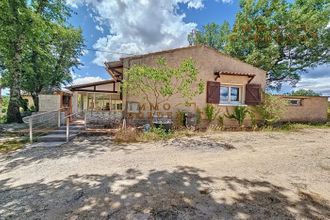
top-left (279, 96), bottom-right (328, 123)
top-left (120, 46), bottom-right (327, 126)
top-left (39, 95), bottom-right (61, 112)
top-left (122, 46), bottom-right (266, 126)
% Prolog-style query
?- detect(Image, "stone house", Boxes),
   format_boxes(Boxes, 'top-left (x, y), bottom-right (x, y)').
top-left (68, 45), bottom-right (328, 127)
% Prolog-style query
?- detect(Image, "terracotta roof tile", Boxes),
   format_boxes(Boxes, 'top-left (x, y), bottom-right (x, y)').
top-left (215, 71), bottom-right (256, 77)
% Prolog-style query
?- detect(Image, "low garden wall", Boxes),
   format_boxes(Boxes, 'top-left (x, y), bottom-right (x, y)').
top-left (85, 111), bottom-right (122, 128)
top-left (279, 95), bottom-right (328, 123)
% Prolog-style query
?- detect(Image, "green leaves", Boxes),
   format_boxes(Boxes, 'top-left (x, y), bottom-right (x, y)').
top-left (225, 106), bottom-right (250, 127)
top-left (124, 57), bottom-right (204, 109)
top-left (0, 0), bottom-right (84, 114)
top-left (256, 93), bottom-right (286, 125)
top-left (189, 0), bottom-right (330, 89)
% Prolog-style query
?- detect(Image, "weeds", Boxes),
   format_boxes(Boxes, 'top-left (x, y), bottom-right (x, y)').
top-left (0, 138), bottom-right (28, 153)
top-left (260, 122), bottom-right (330, 132)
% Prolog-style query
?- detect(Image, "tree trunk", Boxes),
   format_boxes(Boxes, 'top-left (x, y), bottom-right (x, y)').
top-left (31, 93), bottom-right (39, 112)
top-left (7, 86), bottom-right (22, 123)
top-left (6, 35), bottom-right (24, 123)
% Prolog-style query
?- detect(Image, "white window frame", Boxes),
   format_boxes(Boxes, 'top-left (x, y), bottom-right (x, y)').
top-left (219, 85), bottom-right (243, 106)
top-left (128, 102), bottom-right (139, 113)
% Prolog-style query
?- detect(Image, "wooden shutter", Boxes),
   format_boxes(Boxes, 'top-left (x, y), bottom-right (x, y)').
top-left (245, 84), bottom-right (261, 105)
top-left (206, 81), bottom-right (220, 104)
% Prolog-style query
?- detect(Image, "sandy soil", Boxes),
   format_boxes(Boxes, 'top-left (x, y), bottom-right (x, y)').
top-left (0, 128), bottom-right (329, 219)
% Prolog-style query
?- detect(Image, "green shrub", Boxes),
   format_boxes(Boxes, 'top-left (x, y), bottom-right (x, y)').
top-left (225, 106), bottom-right (249, 127)
top-left (217, 115), bottom-right (224, 128)
top-left (173, 110), bottom-right (185, 129)
top-left (140, 127), bottom-right (173, 141)
top-left (0, 114), bottom-right (7, 124)
top-left (249, 110), bottom-right (257, 130)
top-left (256, 94), bottom-right (286, 126)
top-left (195, 107), bottom-right (202, 125)
top-left (204, 104), bottom-right (218, 123)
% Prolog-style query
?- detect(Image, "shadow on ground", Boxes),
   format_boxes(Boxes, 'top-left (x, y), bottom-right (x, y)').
top-left (0, 135), bottom-right (141, 174)
top-left (0, 166), bottom-right (329, 219)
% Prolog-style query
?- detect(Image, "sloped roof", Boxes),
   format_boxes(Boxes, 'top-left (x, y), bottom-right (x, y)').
top-left (66, 79), bottom-right (116, 90)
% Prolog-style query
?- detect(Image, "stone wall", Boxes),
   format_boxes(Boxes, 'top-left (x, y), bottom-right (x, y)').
top-left (85, 111), bottom-right (122, 128)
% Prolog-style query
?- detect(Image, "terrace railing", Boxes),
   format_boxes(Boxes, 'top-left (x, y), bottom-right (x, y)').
top-left (23, 108), bottom-right (69, 143)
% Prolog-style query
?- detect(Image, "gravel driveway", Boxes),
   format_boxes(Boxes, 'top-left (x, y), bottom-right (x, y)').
top-left (0, 129), bottom-right (329, 219)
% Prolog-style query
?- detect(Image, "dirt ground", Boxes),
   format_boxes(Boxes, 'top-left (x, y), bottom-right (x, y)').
top-left (0, 128), bottom-right (329, 219)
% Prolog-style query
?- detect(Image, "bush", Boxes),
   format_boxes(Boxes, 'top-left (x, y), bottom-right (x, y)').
top-left (195, 107), bottom-right (202, 125)
top-left (256, 94), bottom-right (286, 126)
top-left (140, 127), bottom-right (173, 141)
top-left (204, 104), bottom-right (218, 123)
top-left (113, 128), bottom-right (139, 143)
top-left (225, 106), bottom-right (249, 127)
top-left (0, 114), bottom-right (7, 124)
top-left (173, 110), bottom-right (185, 129)
top-left (217, 115), bottom-right (224, 128)
top-left (114, 126), bottom-right (174, 143)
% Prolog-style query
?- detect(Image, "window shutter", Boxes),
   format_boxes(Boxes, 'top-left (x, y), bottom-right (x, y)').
top-left (207, 81), bottom-right (220, 104)
top-left (245, 84), bottom-right (261, 105)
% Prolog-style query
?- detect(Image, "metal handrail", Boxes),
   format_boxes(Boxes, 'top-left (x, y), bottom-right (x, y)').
top-left (25, 108), bottom-right (67, 119)
top-left (27, 108), bottom-right (69, 143)
top-left (64, 110), bottom-right (86, 142)
top-left (23, 107), bottom-right (68, 124)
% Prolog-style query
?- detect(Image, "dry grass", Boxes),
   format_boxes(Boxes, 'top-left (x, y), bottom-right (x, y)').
top-left (114, 127), bottom-right (200, 143)
top-left (113, 127), bottom-right (140, 143)
top-left (0, 139), bottom-right (28, 153)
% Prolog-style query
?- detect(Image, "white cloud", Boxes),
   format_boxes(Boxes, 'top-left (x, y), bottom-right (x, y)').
top-left (66, 0), bottom-right (205, 66)
top-left (72, 76), bottom-right (105, 85)
top-left (296, 65), bottom-right (330, 96)
top-left (216, 0), bottom-right (233, 3)
top-left (95, 25), bottom-right (104, 33)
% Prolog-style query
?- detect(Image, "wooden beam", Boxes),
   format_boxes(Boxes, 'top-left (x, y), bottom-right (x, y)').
top-left (71, 89), bottom-right (118, 94)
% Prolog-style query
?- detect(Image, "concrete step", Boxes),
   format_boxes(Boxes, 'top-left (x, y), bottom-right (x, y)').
top-left (37, 134), bottom-right (78, 142)
top-left (49, 129), bottom-right (81, 135)
top-left (28, 142), bottom-right (66, 148)
top-left (58, 125), bottom-right (85, 130)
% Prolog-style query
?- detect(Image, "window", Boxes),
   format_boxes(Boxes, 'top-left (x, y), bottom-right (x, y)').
top-left (288, 99), bottom-right (301, 106)
top-left (128, 102), bottom-right (139, 113)
top-left (86, 93), bottom-right (122, 111)
top-left (220, 86), bottom-right (241, 104)
top-left (111, 100), bottom-right (122, 111)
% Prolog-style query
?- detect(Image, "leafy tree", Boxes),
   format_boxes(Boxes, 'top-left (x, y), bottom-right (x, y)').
top-left (0, 0), bottom-right (83, 121)
top-left (0, 0), bottom-right (30, 123)
top-left (290, 89), bottom-right (320, 96)
top-left (188, 22), bottom-right (230, 51)
top-left (189, 0), bottom-right (330, 89)
top-left (21, 25), bottom-right (83, 111)
top-left (123, 57), bottom-right (204, 117)
top-left (256, 93), bottom-right (287, 126)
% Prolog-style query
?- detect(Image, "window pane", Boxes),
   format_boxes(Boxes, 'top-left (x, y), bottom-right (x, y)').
top-left (220, 86), bottom-right (229, 102)
top-left (230, 87), bottom-right (240, 102)
top-left (128, 102), bottom-right (138, 112)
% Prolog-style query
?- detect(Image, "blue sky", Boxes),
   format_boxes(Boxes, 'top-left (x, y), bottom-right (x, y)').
top-left (67, 0), bottom-right (241, 84)
top-left (2, 0), bottom-right (328, 96)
